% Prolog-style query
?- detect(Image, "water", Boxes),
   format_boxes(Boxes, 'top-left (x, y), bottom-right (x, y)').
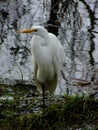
top-left (0, 0), bottom-right (98, 95)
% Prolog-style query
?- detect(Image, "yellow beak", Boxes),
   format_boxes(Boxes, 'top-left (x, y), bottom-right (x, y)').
top-left (17, 29), bottom-right (37, 33)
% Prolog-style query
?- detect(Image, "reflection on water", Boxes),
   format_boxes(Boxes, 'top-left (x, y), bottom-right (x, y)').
top-left (0, 0), bottom-right (98, 95)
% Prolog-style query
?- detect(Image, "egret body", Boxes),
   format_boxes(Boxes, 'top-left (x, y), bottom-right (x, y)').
top-left (17, 26), bottom-right (65, 95)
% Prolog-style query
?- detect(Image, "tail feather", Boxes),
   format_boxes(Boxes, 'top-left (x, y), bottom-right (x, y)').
top-left (34, 63), bottom-right (57, 94)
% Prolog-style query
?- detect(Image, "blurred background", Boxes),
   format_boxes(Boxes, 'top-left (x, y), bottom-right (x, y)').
top-left (0, 0), bottom-right (98, 95)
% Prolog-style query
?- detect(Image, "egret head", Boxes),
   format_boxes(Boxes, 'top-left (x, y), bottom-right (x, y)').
top-left (17, 26), bottom-right (48, 38)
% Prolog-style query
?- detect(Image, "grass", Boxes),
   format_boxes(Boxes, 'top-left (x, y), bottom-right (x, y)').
top-left (0, 84), bottom-right (98, 130)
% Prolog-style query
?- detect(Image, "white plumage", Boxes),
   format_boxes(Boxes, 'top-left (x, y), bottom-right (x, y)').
top-left (17, 26), bottom-right (65, 94)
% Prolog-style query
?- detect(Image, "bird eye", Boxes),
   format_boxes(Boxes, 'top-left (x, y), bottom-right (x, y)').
top-left (34, 29), bottom-right (37, 32)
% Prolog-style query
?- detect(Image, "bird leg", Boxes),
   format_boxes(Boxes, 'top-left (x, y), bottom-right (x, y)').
top-left (42, 83), bottom-right (45, 110)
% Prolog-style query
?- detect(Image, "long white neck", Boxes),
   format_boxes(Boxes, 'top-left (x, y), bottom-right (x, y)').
top-left (34, 32), bottom-right (50, 47)
top-left (39, 29), bottom-right (49, 39)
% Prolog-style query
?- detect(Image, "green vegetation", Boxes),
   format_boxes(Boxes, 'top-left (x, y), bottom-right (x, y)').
top-left (0, 84), bottom-right (98, 130)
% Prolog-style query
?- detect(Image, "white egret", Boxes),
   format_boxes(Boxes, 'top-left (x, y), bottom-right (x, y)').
top-left (17, 26), bottom-right (65, 106)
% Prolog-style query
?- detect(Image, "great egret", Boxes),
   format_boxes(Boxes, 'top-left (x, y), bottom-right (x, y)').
top-left (17, 26), bottom-right (65, 106)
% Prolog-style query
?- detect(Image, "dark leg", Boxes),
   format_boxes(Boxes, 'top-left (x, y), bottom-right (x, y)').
top-left (42, 83), bottom-right (45, 110)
